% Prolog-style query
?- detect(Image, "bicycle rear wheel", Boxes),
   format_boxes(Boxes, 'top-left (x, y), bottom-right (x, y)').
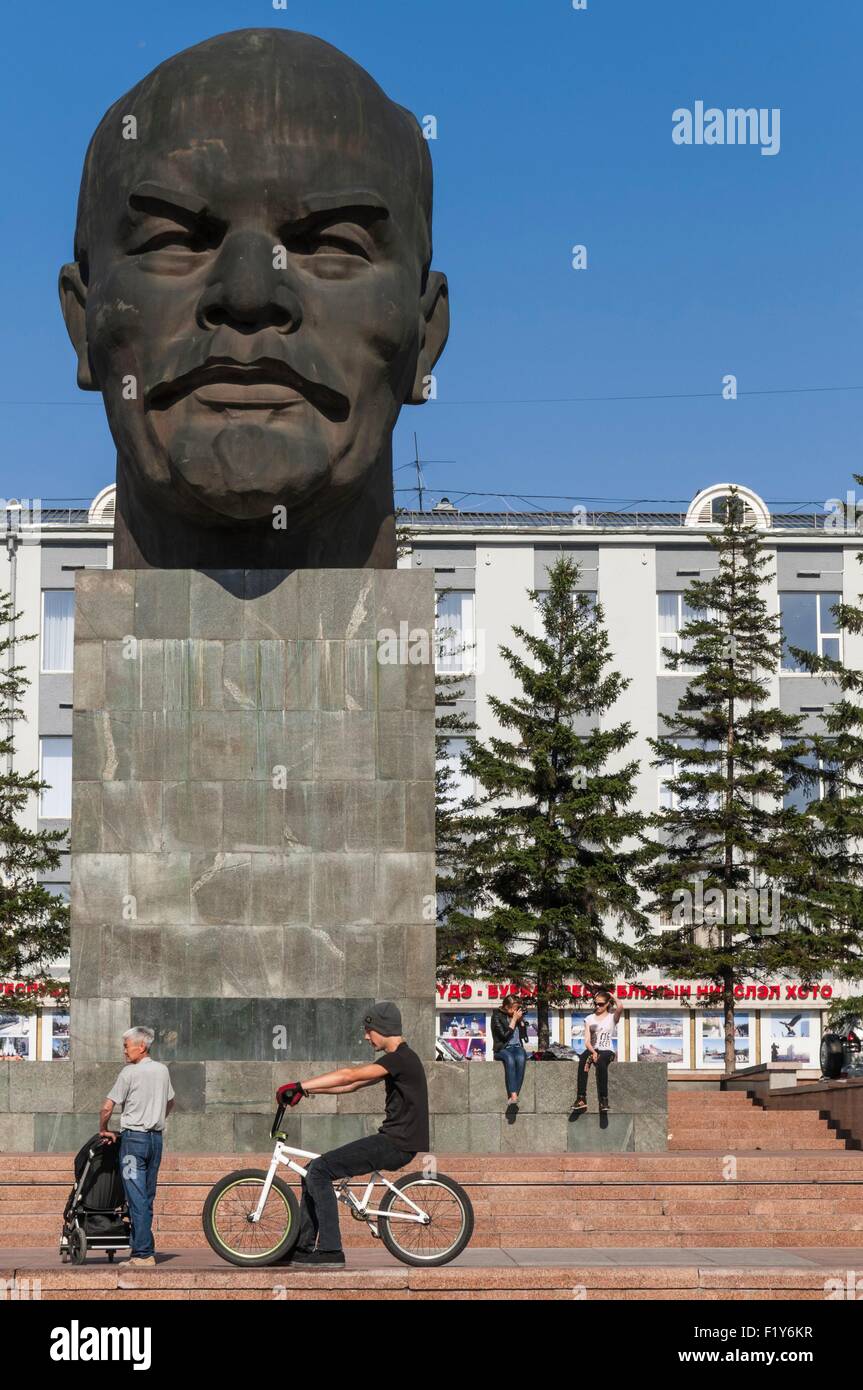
top-left (378, 1173), bottom-right (474, 1267)
top-left (203, 1169), bottom-right (300, 1267)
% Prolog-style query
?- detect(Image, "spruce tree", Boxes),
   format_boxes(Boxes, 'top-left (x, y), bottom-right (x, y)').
top-left (771, 477), bottom-right (863, 993)
top-left (442, 555), bottom-right (648, 1049)
top-left (640, 490), bottom-right (817, 1074)
top-left (0, 591), bottom-right (69, 1014)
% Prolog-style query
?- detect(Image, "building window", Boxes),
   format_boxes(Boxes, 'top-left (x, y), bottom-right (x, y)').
top-left (438, 1012), bottom-right (489, 1060)
top-left (534, 588), bottom-right (596, 638)
top-left (657, 592), bottom-right (699, 672)
top-left (630, 1012), bottom-right (689, 1068)
top-left (41, 590), bottom-right (75, 672)
top-left (0, 1014), bottom-right (36, 1060)
top-left (779, 592), bottom-right (841, 671)
top-left (437, 737), bottom-right (474, 807)
top-left (658, 738), bottom-right (722, 811)
top-left (39, 737), bottom-right (73, 819)
top-left (51, 1013), bottom-right (71, 1061)
top-left (782, 744), bottom-right (838, 811)
top-left (762, 1012), bottom-right (819, 1067)
top-left (435, 591), bottom-right (474, 673)
top-left (697, 1012), bottom-right (752, 1069)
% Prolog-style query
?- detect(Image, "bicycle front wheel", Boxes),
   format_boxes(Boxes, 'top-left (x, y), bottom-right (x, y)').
top-left (378, 1173), bottom-right (474, 1267)
top-left (203, 1169), bottom-right (300, 1267)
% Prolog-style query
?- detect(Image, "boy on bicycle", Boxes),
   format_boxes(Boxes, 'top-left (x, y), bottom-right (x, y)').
top-left (276, 1001), bottom-right (429, 1267)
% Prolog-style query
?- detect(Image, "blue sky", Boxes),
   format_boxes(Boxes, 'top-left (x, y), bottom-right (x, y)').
top-left (2, 0), bottom-right (861, 513)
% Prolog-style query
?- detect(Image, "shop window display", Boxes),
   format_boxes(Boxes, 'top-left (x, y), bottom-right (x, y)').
top-left (761, 1012), bottom-right (819, 1067)
top-left (439, 1012), bottom-right (489, 1060)
top-left (697, 1012), bottom-right (751, 1068)
top-left (51, 1013), bottom-right (70, 1060)
top-left (632, 1012), bottom-right (688, 1067)
top-left (0, 1013), bottom-right (35, 1060)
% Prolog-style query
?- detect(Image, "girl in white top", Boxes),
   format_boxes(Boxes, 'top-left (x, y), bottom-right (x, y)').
top-left (573, 990), bottom-right (622, 1113)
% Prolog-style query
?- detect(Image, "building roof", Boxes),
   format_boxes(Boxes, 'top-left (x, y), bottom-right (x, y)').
top-left (16, 489), bottom-right (841, 534)
top-left (400, 508), bottom-right (832, 531)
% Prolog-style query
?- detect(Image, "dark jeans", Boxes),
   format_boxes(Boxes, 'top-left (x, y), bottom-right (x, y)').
top-left (297, 1134), bottom-right (414, 1253)
top-left (577, 1049), bottom-right (615, 1102)
top-left (119, 1129), bottom-right (163, 1258)
top-left (494, 1037), bottom-right (527, 1097)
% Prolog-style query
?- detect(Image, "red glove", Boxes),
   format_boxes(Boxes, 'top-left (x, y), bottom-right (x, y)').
top-left (276, 1081), bottom-right (307, 1108)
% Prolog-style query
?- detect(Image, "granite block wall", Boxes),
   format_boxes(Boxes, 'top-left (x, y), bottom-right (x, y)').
top-left (0, 1060), bottom-right (668, 1153)
top-left (68, 568), bottom-right (437, 1068)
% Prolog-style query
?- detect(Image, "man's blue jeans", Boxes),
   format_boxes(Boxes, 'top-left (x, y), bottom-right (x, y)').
top-left (119, 1130), bottom-right (163, 1258)
top-left (494, 1037), bottom-right (527, 1097)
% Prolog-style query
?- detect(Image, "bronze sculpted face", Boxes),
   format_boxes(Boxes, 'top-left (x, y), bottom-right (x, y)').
top-left (59, 29), bottom-right (449, 569)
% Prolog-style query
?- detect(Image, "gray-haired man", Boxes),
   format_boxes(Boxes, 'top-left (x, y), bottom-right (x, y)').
top-left (99, 1026), bottom-right (174, 1267)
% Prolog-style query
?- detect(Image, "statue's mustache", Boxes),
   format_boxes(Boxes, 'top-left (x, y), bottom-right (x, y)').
top-left (146, 353), bottom-right (350, 422)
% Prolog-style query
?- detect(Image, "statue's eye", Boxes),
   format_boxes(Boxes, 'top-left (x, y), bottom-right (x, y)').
top-left (130, 229), bottom-right (204, 254)
top-left (310, 233), bottom-right (369, 260)
top-left (285, 222), bottom-right (373, 263)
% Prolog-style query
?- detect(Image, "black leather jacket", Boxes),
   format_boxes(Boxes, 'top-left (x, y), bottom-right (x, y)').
top-left (491, 1008), bottom-right (529, 1051)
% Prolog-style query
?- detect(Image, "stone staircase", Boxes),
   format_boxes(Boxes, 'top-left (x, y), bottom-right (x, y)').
top-left (3, 1092), bottom-right (862, 1251)
top-left (1, 1252), bottom-right (856, 1301)
top-left (667, 1090), bottom-right (849, 1151)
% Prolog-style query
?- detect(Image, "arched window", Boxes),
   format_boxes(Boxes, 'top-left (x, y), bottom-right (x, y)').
top-left (685, 484), bottom-right (770, 530)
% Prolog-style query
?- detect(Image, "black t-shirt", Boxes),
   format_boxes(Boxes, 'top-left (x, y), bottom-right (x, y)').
top-left (377, 1043), bottom-right (429, 1153)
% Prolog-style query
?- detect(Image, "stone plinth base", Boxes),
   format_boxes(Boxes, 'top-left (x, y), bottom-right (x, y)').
top-left (69, 567), bottom-right (437, 1066)
top-left (0, 1061), bottom-right (667, 1153)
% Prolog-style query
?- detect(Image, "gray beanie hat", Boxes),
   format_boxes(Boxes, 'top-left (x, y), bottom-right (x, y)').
top-left (363, 1001), bottom-right (403, 1037)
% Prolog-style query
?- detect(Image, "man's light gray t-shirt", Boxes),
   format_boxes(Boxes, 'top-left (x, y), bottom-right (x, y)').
top-left (108, 1057), bottom-right (174, 1131)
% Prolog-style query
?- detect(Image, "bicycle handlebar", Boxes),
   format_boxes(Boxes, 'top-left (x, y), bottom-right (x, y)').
top-left (270, 1101), bottom-right (287, 1139)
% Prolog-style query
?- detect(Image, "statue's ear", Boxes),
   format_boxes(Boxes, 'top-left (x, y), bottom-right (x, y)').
top-left (58, 262), bottom-right (98, 390)
top-left (407, 270), bottom-right (449, 404)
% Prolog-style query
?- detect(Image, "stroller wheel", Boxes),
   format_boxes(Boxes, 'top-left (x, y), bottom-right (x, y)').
top-left (70, 1225), bottom-right (87, 1266)
top-left (107, 1250), bottom-right (116, 1263)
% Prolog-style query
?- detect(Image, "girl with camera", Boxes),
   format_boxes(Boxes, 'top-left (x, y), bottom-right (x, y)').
top-left (491, 994), bottom-right (530, 1119)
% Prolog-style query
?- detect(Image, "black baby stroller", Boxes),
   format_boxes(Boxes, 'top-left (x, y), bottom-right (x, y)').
top-left (59, 1133), bottom-right (131, 1264)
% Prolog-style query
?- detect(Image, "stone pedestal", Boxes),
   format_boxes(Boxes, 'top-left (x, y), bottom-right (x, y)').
top-left (0, 567), bottom-right (672, 1154)
top-left (68, 567), bottom-right (436, 1091)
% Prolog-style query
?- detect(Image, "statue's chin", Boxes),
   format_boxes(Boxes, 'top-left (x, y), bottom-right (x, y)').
top-left (165, 422), bottom-right (333, 523)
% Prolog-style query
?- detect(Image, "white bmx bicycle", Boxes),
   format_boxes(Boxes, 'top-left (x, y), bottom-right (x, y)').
top-left (202, 1100), bottom-right (474, 1268)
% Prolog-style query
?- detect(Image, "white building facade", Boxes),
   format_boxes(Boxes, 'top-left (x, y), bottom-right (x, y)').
top-left (403, 483), bottom-right (863, 1077)
top-left (1, 481), bottom-right (860, 1075)
top-left (0, 490), bottom-right (114, 1060)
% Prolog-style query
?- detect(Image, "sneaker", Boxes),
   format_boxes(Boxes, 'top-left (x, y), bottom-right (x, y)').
top-left (599, 1100), bottom-right (610, 1112)
top-left (127, 1256), bottom-right (156, 1267)
top-left (290, 1249), bottom-right (346, 1268)
top-left (278, 1245), bottom-right (315, 1264)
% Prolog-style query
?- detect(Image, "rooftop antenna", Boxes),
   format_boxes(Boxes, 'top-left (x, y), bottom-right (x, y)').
top-left (414, 433), bottom-right (424, 513)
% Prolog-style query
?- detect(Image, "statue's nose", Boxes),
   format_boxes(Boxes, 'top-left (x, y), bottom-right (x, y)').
top-left (196, 231), bottom-right (303, 334)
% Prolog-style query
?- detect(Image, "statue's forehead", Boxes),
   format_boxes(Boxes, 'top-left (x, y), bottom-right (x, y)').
top-left (91, 96), bottom-right (418, 221)
top-left (126, 56), bottom-right (411, 152)
top-left (92, 136), bottom-right (413, 230)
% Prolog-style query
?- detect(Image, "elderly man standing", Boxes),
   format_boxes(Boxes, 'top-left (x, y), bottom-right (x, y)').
top-left (99, 1026), bottom-right (174, 1268)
